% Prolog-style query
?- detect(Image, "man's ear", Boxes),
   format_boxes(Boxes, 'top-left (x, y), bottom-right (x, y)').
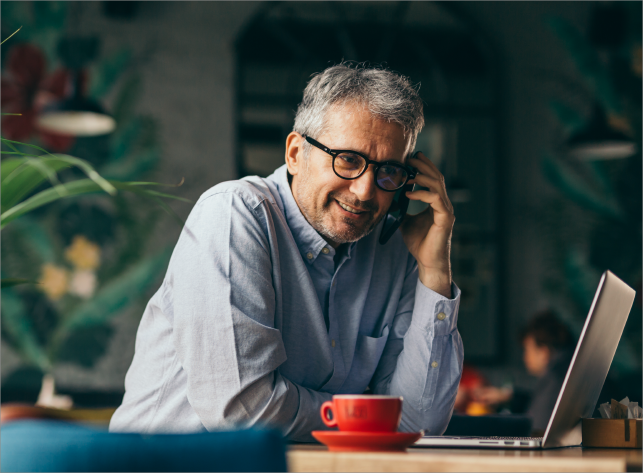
top-left (285, 132), bottom-right (303, 176)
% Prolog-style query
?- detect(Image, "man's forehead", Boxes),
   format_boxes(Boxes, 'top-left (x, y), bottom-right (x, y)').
top-left (322, 105), bottom-right (409, 162)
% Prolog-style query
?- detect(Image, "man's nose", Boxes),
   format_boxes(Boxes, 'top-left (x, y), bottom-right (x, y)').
top-left (348, 166), bottom-right (377, 202)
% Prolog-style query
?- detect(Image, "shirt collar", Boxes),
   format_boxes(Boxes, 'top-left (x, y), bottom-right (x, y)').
top-left (267, 164), bottom-right (339, 264)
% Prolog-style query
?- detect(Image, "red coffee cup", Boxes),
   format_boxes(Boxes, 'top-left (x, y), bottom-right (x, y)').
top-left (320, 395), bottom-right (403, 432)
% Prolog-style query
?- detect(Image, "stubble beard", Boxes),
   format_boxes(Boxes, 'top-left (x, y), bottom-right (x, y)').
top-left (294, 162), bottom-right (385, 245)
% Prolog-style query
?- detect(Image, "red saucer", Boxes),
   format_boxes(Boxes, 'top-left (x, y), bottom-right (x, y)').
top-left (312, 431), bottom-right (423, 452)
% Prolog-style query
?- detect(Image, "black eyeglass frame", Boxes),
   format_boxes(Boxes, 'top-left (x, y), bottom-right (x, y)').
top-left (303, 135), bottom-right (417, 191)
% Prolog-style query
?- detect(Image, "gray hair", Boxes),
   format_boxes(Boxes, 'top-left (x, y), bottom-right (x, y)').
top-left (293, 63), bottom-right (424, 158)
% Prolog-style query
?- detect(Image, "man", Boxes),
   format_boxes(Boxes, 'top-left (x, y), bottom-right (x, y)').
top-left (110, 64), bottom-right (463, 441)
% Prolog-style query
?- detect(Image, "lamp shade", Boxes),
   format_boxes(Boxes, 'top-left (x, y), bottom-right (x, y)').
top-left (566, 105), bottom-right (636, 160)
top-left (36, 69), bottom-right (115, 137)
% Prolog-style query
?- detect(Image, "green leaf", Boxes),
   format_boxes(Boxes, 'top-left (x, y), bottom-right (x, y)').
top-left (0, 143), bottom-right (117, 194)
top-left (1, 278), bottom-right (37, 288)
top-left (1, 289), bottom-right (51, 371)
top-left (1, 157), bottom-right (71, 213)
top-left (1, 179), bottom-right (106, 228)
top-left (48, 248), bottom-right (173, 359)
top-left (541, 153), bottom-right (623, 219)
top-left (1, 26), bottom-right (22, 45)
top-left (548, 18), bottom-right (622, 114)
top-left (1, 179), bottom-right (190, 229)
top-left (89, 48), bottom-right (132, 99)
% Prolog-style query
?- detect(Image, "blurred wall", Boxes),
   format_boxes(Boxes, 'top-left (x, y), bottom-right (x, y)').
top-left (2, 1), bottom-right (596, 394)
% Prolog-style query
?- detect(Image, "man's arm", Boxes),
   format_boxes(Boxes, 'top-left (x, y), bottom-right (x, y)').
top-left (170, 189), bottom-right (330, 441)
top-left (369, 254), bottom-right (463, 434)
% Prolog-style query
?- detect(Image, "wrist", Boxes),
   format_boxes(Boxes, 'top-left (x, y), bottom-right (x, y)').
top-left (418, 266), bottom-right (452, 298)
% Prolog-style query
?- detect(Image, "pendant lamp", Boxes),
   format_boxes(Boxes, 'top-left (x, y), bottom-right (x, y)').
top-left (566, 104), bottom-right (636, 160)
top-left (36, 37), bottom-right (116, 137)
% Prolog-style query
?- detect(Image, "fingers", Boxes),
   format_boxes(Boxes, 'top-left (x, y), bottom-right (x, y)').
top-left (408, 173), bottom-right (454, 214)
top-left (407, 153), bottom-right (453, 213)
top-left (406, 188), bottom-right (453, 221)
top-left (408, 152), bottom-right (441, 179)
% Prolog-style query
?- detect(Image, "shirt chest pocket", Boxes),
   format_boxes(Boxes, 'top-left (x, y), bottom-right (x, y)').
top-left (339, 325), bottom-right (390, 394)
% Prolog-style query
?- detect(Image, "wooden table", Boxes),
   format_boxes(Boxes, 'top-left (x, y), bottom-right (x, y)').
top-left (287, 444), bottom-right (642, 472)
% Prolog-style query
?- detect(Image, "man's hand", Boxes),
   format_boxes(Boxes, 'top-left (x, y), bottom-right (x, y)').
top-left (471, 386), bottom-right (513, 406)
top-left (400, 152), bottom-right (455, 298)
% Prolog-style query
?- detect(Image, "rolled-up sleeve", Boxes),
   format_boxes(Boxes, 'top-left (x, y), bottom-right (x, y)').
top-left (170, 191), bottom-right (330, 440)
top-left (370, 255), bottom-right (464, 435)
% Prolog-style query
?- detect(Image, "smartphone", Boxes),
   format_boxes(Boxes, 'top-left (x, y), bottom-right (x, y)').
top-left (378, 151), bottom-right (419, 245)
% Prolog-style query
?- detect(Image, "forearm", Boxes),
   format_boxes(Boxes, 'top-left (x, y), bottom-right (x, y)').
top-left (188, 368), bottom-right (332, 442)
top-left (418, 265), bottom-right (452, 299)
top-left (372, 280), bottom-right (463, 434)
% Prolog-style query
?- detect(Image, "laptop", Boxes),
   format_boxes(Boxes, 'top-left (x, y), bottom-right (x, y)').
top-left (414, 270), bottom-right (636, 449)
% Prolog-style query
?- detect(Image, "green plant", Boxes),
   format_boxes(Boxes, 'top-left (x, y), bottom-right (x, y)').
top-left (0, 22), bottom-right (191, 394)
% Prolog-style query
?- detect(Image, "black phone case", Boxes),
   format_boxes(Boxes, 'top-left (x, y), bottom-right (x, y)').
top-left (378, 152), bottom-right (420, 245)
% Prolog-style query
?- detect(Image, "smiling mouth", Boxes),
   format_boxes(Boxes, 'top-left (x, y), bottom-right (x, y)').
top-left (336, 200), bottom-right (367, 215)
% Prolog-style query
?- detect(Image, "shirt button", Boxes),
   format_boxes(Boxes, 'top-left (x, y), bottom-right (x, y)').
top-left (322, 247), bottom-right (330, 254)
top-left (306, 252), bottom-right (313, 260)
top-left (431, 361), bottom-right (439, 368)
top-left (331, 340), bottom-right (336, 348)
top-left (437, 312), bottom-right (446, 321)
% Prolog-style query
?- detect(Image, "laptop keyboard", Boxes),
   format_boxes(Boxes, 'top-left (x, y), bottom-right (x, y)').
top-left (481, 436), bottom-right (542, 441)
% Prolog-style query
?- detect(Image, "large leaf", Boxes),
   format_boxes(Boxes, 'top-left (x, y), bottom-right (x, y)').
top-left (1, 157), bottom-right (72, 213)
top-left (541, 153), bottom-right (623, 219)
top-left (1, 178), bottom-right (190, 229)
top-left (548, 18), bottom-right (622, 114)
top-left (1, 289), bottom-right (51, 371)
top-left (1, 140), bottom-right (117, 211)
top-left (2, 140), bottom-right (116, 190)
top-left (48, 247), bottom-right (173, 359)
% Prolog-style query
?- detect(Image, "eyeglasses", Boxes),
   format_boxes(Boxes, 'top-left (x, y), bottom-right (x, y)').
top-left (303, 135), bottom-right (416, 192)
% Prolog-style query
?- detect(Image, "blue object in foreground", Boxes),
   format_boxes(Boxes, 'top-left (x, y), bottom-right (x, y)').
top-left (1, 420), bottom-right (287, 472)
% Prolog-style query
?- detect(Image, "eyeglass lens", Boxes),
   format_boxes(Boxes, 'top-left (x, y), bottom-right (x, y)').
top-left (333, 152), bottom-right (408, 190)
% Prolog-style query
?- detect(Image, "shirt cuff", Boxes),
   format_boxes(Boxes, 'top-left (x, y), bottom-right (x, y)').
top-left (411, 280), bottom-right (461, 336)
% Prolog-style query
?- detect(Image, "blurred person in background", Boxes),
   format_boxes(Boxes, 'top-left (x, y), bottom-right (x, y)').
top-left (472, 310), bottom-right (575, 433)
top-left (453, 364), bottom-right (490, 416)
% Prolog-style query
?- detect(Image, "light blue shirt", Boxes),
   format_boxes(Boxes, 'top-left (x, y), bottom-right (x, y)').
top-left (109, 165), bottom-right (463, 442)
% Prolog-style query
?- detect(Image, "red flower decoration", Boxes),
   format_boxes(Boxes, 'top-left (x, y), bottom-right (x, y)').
top-left (1, 44), bottom-right (75, 152)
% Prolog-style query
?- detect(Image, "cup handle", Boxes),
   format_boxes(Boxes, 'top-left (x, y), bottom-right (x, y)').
top-left (321, 401), bottom-right (337, 428)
